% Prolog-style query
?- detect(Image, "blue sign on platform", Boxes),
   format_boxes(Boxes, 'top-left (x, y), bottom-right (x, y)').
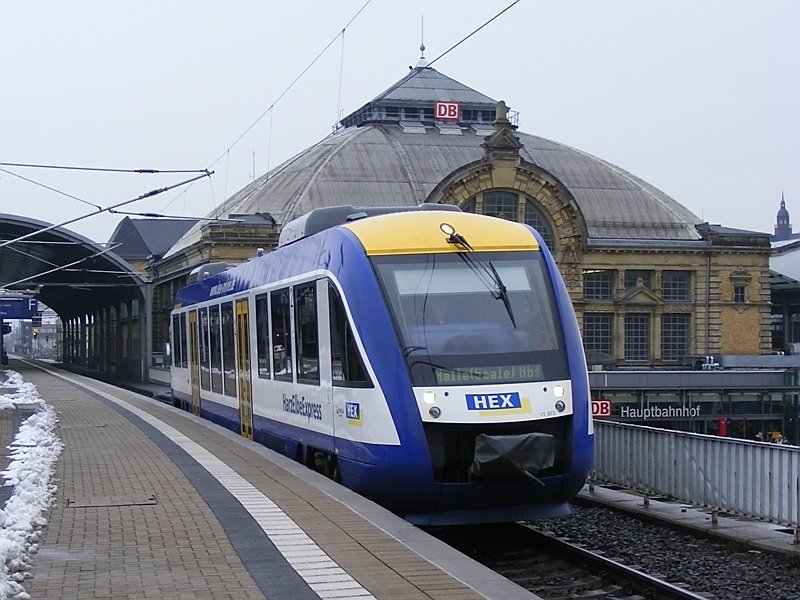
top-left (0, 298), bottom-right (38, 319)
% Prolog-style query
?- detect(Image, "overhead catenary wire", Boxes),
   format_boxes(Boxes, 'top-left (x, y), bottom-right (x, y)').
top-left (204, 0), bottom-right (373, 173)
top-left (5, 244), bottom-right (60, 269)
top-left (0, 171), bottom-right (212, 250)
top-left (5, 0), bottom-right (518, 234)
top-left (265, 109), bottom-right (274, 182)
top-left (164, 0), bottom-right (519, 215)
top-left (427, 0), bottom-right (519, 68)
top-left (0, 162), bottom-right (210, 175)
top-left (18, 282), bottom-right (142, 288)
top-left (369, 0), bottom-right (521, 106)
top-left (60, 268), bottom-right (138, 274)
top-left (0, 239), bottom-right (85, 245)
top-left (3, 243), bottom-right (123, 289)
top-left (159, 0), bottom-right (372, 214)
top-left (107, 208), bottom-right (243, 222)
top-left (335, 28), bottom-right (346, 131)
top-left (0, 167), bottom-right (101, 210)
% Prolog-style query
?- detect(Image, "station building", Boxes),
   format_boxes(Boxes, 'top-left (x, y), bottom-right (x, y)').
top-left (145, 62), bottom-right (772, 370)
top-left (35, 60), bottom-right (792, 440)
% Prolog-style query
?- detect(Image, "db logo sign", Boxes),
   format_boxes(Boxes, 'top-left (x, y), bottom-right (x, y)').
top-left (435, 101), bottom-right (459, 121)
top-left (592, 399), bottom-right (612, 418)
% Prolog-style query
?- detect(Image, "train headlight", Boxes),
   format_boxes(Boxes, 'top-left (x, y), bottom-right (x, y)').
top-left (423, 391), bottom-right (436, 404)
top-left (555, 400), bottom-right (566, 413)
top-left (429, 406), bottom-right (442, 419)
top-left (553, 385), bottom-right (565, 398)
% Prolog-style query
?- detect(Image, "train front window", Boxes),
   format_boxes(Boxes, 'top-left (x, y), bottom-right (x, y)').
top-left (373, 251), bottom-right (568, 386)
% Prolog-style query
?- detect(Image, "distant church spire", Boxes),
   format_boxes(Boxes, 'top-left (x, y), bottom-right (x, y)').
top-left (773, 191), bottom-right (793, 241)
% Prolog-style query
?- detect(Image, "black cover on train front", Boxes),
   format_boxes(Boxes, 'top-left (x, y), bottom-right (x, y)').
top-left (471, 433), bottom-right (555, 481)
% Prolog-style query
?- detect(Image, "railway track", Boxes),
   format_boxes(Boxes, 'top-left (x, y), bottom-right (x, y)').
top-left (427, 522), bottom-right (712, 599)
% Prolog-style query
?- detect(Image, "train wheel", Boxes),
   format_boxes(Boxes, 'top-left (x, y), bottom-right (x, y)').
top-left (326, 455), bottom-right (341, 483)
top-left (309, 449), bottom-right (341, 483)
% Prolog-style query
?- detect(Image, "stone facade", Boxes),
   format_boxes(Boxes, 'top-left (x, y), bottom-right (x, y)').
top-left (428, 121), bottom-right (772, 367)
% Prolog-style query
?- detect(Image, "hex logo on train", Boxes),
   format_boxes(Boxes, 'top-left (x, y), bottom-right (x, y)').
top-left (466, 392), bottom-right (524, 411)
top-left (345, 402), bottom-right (363, 426)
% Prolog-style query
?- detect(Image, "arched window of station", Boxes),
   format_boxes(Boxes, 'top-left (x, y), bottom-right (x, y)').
top-left (86, 313), bottom-right (94, 367)
top-left (109, 306), bottom-right (118, 373)
top-left (120, 303), bottom-right (129, 359)
top-left (98, 308), bottom-right (107, 371)
top-left (131, 299), bottom-right (140, 360)
top-left (459, 190), bottom-right (556, 251)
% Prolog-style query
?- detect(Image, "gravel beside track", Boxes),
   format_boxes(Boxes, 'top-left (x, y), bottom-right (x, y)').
top-left (536, 504), bottom-right (800, 600)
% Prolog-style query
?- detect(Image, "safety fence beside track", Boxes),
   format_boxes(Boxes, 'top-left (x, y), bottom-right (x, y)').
top-left (593, 421), bottom-right (800, 529)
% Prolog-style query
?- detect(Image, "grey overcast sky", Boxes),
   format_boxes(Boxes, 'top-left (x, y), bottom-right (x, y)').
top-left (1, 1), bottom-right (798, 244)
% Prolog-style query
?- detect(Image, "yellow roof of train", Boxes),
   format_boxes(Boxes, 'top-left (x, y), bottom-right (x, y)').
top-left (342, 211), bottom-right (539, 256)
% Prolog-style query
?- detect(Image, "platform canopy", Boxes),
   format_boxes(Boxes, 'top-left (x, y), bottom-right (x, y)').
top-left (0, 213), bottom-right (145, 318)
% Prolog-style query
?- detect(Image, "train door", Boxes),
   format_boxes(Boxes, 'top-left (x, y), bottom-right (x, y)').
top-left (235, 298), bottom-right (254, 439)
top-left (310, 280), bottom-right (336, 477)
top-left (324, 281), bottom-right (354, 442)
top-left (316, 280), bottom-right (334, 435)
top-left (326, 281), bottom-right (374, 444)
top-left (188, 310), bottom-right (201, 416)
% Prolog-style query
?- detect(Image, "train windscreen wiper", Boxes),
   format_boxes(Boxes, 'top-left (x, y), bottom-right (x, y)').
top-left (487, 261), bottom-right (517, 328)
top-left (440, 222), bottom-right (517, 328)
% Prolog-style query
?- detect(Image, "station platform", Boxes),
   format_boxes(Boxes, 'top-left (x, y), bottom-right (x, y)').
top-left (2, 359), bottom-right (536, 600)
top-left (578, 482), bottom-right (800, 561)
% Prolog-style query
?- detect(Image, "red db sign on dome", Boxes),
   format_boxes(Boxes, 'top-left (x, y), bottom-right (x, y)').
top-left (435, 102), bottom-right (459, 120)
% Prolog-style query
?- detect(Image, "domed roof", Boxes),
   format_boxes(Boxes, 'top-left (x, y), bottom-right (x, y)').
top-left (166, 67), bottom-right (701, 257)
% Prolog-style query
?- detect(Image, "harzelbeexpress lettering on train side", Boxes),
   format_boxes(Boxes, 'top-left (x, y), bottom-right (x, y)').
top-left (282, 393), bottom-right (323, 421)
top-left (209, 280), bottom-right (236, 297)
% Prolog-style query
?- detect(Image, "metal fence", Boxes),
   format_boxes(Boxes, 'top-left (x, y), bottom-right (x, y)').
top-left (593, 420), bottom-right (800, 528)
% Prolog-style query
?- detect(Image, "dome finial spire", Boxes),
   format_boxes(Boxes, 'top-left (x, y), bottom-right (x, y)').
top-left (420, 14), bottom-right (425, 57)
top-left (416, 15), bottom-right (429, 68)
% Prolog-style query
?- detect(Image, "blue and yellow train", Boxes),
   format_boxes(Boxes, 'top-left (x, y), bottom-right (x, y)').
top-left (170, 205), bottom-right (593, 525)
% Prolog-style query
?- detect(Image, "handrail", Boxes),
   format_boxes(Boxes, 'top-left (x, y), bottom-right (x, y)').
top-left (594, 420), bottom-right (800, 528)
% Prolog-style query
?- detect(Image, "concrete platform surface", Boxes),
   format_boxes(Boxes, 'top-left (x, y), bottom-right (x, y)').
top-left (4, 359), bottom-right (537, 600)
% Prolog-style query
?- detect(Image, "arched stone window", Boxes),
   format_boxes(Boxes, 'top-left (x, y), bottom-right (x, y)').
top-left (461, 197), bottom-right (476, 213)
top-left (483, 190), bottom-right (517, 220)
top-left (524, 200), bottom-right (555, 249)
top-left (459, 190), bottom-right (556, 250)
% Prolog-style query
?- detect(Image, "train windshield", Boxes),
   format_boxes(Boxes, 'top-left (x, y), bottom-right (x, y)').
top-left (372, 251), bottom-right (569, 386)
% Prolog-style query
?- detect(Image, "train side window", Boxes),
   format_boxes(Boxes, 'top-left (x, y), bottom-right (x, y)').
top-left (209, 304), bottom-right (223, 393)
top-left (271, 289), bottom-right (293, 380)
top-left (221, 301), bottom-right (237, 397)
top-left (328, 285), bottom-right (372, 387)
top-left (255, 293), bottom-right (271, 379)
top-left (295, 283), bottom-right (320, 384)
top-left (179, 313), bottom-right (188, 368)
top-left (171, 314), bottom-right (182, 367)
top-left (199, 307), bottom-right (211, 391)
